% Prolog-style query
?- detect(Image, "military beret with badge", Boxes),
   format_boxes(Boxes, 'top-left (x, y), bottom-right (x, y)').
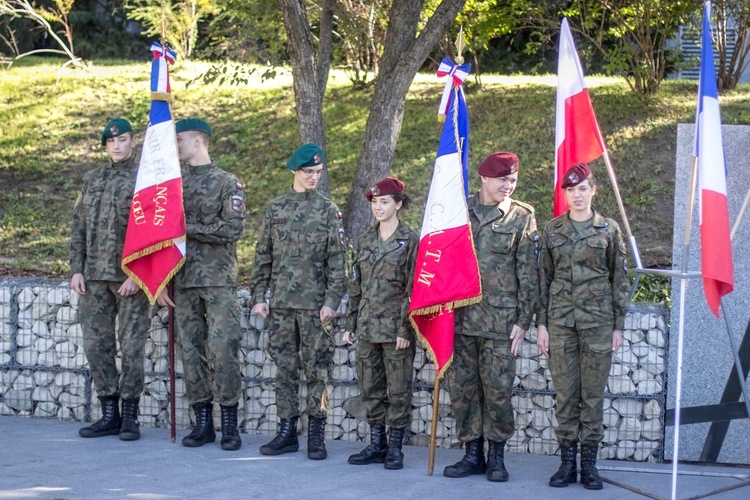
top-left (560, 162), bottom-right (591, 189)
top-left (101, 118), bottom-right (133, 145)
top-left (287, 143), bottom-right (325, 171)
top-left (478, 151), bottom-right (519, 178)
top-left (366, 177), bottom-right (405, 201)
top-left (175, 117), bottom-right (212, 137)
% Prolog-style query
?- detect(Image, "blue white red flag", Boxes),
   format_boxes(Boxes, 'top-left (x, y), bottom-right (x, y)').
top-left (554, 18), bottom-right (606, 216)
top-left (694, 2), bottom-right (734, 317)
top-left (409, 59), bottom-right (481, 378)
top-left (122, 42), bottom-right (186, 303)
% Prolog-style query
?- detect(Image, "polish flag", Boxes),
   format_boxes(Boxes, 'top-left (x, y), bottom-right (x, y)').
top-left (695, 2), bottom-right (734, 317)
top-left (121, 43), bottom-right (186, 303)
top-left (554, 18), bottom-right (606, 216)
top-left (409, 58), bottom-right (482, 378)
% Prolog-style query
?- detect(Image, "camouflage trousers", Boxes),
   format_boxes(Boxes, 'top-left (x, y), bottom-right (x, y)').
top-left (446, 334), bottom-right (515, 443)
top-left (174, 286), bottom-right (242, 407)
top-left (79, 280), bottom-right (151, 400)
top-left (548, 324), bottom-right (613, 446)
top-left (268, 308), bottom-right (334, 420)
top-left (356, 339), bottom-right (414, 429)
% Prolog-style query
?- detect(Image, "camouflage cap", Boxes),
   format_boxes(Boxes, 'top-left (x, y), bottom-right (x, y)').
top-left (478, 152), bottom-right (519, 178)
top-left (561, 162), bottom-right (591, 189)
top-left (101, 118), bottom-right (133, 146)
top-left (175, 117), bottom-right (212, 137)
top-left (287, 143), bottom-right (324, 171)
top-left (366, 177), bottom-right (405, 201)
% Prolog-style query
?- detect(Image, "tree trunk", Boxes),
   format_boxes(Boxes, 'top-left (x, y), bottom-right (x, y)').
top-left (343, 0), bottom-right (469, 242)
top-left (277, 0), bottom-right (333, 196)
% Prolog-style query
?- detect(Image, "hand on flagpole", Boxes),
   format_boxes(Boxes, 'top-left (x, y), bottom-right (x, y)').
top-left (252, 303), bottom-right (269, 319)
top-left (156, 288), bottom-right (175, 308)
top-left (319, 305), bottom-right (336, 323)
top-left (536, 324), bottom-right (550, 359)
top-left (509, 324), bottom-right (526, 356)
top-left (117, 277), bottom-right (140, 297)
top-left (70, 273), bottom-right (86, 295)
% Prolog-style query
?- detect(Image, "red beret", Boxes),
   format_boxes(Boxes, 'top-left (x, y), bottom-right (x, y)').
top-left (366, 177), bottom-right (405, 201)
top-left (560, 162), bottom-right (591, 189)
top-left (478, 152), bottom-right (519, 178)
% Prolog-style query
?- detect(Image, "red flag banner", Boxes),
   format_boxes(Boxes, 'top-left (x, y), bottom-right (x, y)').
top-left (121, 43), bottom-right (186, 303)
top-left (409, 59), bottom-right (482, 379)
top-left (554, 18), bottom-right (606, 216)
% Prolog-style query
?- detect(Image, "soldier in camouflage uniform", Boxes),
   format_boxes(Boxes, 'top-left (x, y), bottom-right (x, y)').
top-left (156, 118), bottom-right (245, 451)
top-left (250, 143), bottom-right (346, 460)
top-left (343, 177), bottom-right (418, 470)
top-left (536, 162), bottom-right (629, 490)
top-left (444, 152), bottom-right (539, 482)
top-left (70, 118), bottom-right (151, 442)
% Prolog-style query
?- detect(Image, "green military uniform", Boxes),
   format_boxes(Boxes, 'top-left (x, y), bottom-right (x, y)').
top-left (249, 188), bottom-right (346, 420)
top-left (447, 195), bottom-right (539, 444)
top-left (347, 221), bottom-right (418, 429)
top-left (70, 154), bottom-right (151, 401)
top-left (537, 211), bottom-right (630, 446)
top-left (174, 162), bottom-right (245, 407)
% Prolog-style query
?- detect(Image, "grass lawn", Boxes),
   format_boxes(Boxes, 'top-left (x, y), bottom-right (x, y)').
top-left (1, 57), bottom-right (749, 295)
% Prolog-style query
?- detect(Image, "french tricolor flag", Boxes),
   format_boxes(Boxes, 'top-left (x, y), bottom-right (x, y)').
top-left (121, 43), bottom-right (186, 303)
top-left (408, 58), bottom-right (482, 378)
top-left (695, 2), bottom-right (734, 317)
top-left (554, 18), bottom-right (606, 216)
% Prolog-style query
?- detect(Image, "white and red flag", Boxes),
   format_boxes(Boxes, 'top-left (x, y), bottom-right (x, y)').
top-left (695, 2), bottom-right (734, 317)
top-left (121, 42), bottom-right (186, 303)
top-left (554, 18), bottom-right (606, 216)
top-left (409, 58), bottom-right (482, 378)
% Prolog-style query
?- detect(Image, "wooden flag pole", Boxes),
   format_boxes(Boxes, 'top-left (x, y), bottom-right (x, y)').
top-left (168, 280), bottom-right (176, 443)
top-left (428, 375), bottom-right (441, 475)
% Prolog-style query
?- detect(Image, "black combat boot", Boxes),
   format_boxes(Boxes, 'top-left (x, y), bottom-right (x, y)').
top-left (119, 398), bottom-right (140, 441)
top-left (443, 437), bottom-right (486, 478)
top-left (348, 425), bottom-right (387, 465)
top-left (549, 443), bottom-right (578, 487)
top-left (486, 440), bottom-right (509, 482)
top-left (580, 444), bottom-right (604, 490)
top-left (384, 427), bottom-right (406, 470)
top-left (307, 415), bottom-right (327, 460)
top-left (182, 401), bottom-right (216, 447)
top-left (79, 396), bottom-right (120, 438)
top-left (259, 417), bottom-right (299, 455)
top-left (220, 403), bottom-right (242, 451)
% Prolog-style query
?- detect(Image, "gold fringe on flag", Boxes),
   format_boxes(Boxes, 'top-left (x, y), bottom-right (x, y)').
top-left (151, 92), bottom-right (172, 102)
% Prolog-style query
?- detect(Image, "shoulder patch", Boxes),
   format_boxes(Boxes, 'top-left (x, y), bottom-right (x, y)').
top-left (236, 181), bottom-right (243, 190)
top-left (337, 211), bottom-right (343, 219)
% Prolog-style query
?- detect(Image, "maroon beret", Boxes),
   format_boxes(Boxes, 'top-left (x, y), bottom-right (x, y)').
top-left (478, 152), bottom-right (519, 178)
top-left (366, 177), bottom-right (405, 201)
top-left (560, 162), bottom-right (592, 189)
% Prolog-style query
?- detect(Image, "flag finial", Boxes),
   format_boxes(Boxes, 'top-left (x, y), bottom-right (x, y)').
top-left (455, 26), bottom-right (465, 65)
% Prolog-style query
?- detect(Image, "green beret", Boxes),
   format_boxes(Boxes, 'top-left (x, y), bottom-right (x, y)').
top-left (175, 118), bottom-right (212, 137)
top-left (287, 143), bottom-right (324, 171)
top-left (101, 118), bottom-right (133, 146)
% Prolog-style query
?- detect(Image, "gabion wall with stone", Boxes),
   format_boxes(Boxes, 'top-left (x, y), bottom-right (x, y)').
top-left (0, 278), bottom-right (668, 462)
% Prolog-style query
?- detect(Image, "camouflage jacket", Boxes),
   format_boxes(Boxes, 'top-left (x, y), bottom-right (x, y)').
top-left (70, 155), bottom-right (138, 281)
top-left (174, 162), bottom-right (245, 289)
top-left (346, 221), bottom-right (419, 343)
top-left (249, 188), bottom-right (346, 311)
top-left (537, 211), bottom-right (630, 330)
top-left (455, 194), bottom-right (540, 339)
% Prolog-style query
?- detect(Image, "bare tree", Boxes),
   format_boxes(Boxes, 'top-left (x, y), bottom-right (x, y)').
top-left (713, 0), bottom-right (750, 90)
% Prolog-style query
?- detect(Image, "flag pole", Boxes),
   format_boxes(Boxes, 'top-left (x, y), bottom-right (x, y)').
top-left (428, 376), bottom-right (441, 476)
top-left (730, 186), bottom-right (750, 240)
top-left (601, 150), bottom-right (643, 270)
top-left (168, 280), bottom-right (176, 443)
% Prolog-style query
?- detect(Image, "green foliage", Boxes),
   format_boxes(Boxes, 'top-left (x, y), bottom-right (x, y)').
top-left (1, 59), bottom-right (749, 279)
top-left (631, 273), bottom-right (671, 306)
top-left (124, 0), bottom-right (216, 59)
